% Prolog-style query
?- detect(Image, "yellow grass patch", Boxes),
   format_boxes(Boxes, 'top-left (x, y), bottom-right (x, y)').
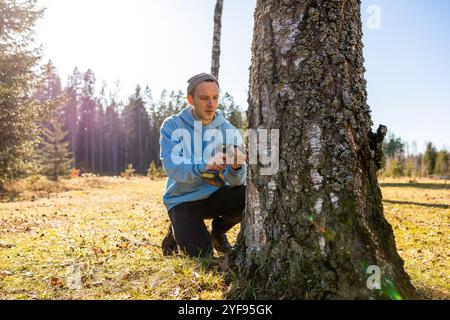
top-left (0, 176), bottom-right (448, 299)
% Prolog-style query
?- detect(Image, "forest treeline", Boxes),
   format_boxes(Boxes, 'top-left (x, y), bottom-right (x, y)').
top-left (0, 0), bottom-right (447, 192)
top-left (0, 0), bottom-right (245, 187)
top-left (4, 60), bottom-right (246, 180)
top-left (380, 134), bottom-right (450, 178)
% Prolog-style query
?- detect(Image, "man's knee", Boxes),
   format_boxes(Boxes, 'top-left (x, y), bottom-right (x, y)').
top-left (169, 212), bottom-right (213, 258)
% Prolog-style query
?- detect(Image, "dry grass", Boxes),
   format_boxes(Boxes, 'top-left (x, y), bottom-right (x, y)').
top-left (0, 176), bottom-right (448, 299)
top-left (1, 175), bottom-right (119, 202)
top-left (379, 177), bottom-right (450, 299)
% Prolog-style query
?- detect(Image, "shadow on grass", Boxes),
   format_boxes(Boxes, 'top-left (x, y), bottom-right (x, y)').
top-left (383, 199), bottom-right (450, 209)
top-left (380, 182), bottom-right (450, 190)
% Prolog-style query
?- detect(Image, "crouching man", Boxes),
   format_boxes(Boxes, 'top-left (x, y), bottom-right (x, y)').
top-left (160, 73), bottom-right (247, 258)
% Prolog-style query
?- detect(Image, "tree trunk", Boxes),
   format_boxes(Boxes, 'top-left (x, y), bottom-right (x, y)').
top-left (71, 119), bottom-right (77, 169)
top-left (84, 122), bottom-right (88, 171)
top-left (113, 127), bottom-right (118, 175)
top-left (211, 0), bottom-right (223, 79)
top-left (138, 107), bottom-right (143, 173)
top-left (99, 114), bottom-right (104, 174)
top-left (231, 0), bottom-right (417, 300)
top-left (91, 120), bottom-right (96, 173)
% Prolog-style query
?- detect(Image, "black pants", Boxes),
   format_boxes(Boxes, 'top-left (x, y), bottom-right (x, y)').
top-left (168, 185), bottom-right (246, 257)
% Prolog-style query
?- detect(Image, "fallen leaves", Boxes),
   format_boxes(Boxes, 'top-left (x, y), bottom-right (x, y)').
top-left (0, 176), bottom-right (446, 300)
top-left (50, 277), bottom-right (65, 289)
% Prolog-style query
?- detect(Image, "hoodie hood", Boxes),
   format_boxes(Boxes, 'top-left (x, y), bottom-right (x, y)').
top-left (179, 105), bottom-right (226, 129)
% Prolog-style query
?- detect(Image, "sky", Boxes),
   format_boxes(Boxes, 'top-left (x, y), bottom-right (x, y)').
top-left (35, 0), bottom-right (450, 153)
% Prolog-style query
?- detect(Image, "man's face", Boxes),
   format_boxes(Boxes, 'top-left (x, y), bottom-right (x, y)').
top-left (187, 81), bottom-right (219, 125)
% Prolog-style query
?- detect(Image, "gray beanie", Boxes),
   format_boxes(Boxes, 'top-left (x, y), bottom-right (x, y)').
top-left (187, 73), bottom-right (219, 95)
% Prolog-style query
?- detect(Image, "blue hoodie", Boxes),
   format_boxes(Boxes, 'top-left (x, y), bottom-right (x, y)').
top-left (160, 106), bottom-right (247, 211)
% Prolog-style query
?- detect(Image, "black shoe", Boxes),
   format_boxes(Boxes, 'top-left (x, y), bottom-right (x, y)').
top-left (211, 231), bottom-right (233, 254)
top-left (162, 225), bottom-right (178, 256)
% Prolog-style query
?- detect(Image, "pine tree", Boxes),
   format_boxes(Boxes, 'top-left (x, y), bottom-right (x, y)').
top-left (76, 69), bottom-right (97, 173)
top-left (174, 90), bottom-right (188, 114)
top-left (383, 133), bottom-right (405, 159)
top-left (38, 111), bottom-right (72, 181)
top-left (219, 92), bottom-right (245, 129)
top-left (96, 82), bottom-right (108, 174)
top-left (434, 150), bottom-right (449, 177)
top-left (0, 0), bottom-right (44, 188)
top-left (104, 96), bottom-right (122, 175)
top-left (32, 61), bottom-right (71, 181)
top-left (147, 161), bottom-right (157, 180)
top-left (424, 142), bottom-right (437, 176)
top-left (122, 85), bottom-right (151, 174)
top-left (145, 86), bottom-right (162, 167)
top-left (64, 68), bottom-right (82, 169)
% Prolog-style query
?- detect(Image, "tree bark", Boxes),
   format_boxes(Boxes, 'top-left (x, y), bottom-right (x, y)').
top-left (231, 0), bottom-right (417, 300)
top-left (137, 106), bottom-right (143, 173)
top-left (211, 0), bottom-right (224, 79)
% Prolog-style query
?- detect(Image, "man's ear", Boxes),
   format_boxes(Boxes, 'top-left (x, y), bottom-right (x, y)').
top-left (187, 95), bottom-right (194, 106)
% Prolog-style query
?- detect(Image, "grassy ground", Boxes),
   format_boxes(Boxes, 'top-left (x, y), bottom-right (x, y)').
top-left (0, 176), bottom-right (448, 299)
top-left (378, 178), bottom-right (449, 299)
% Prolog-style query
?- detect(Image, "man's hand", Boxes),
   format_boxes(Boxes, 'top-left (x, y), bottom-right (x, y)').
top-left (206, 145), bottom-right (247, 171)
top-left (206, 152), bottom-right (227, 172)
top-left (229, 146), bottom-right (247, 170)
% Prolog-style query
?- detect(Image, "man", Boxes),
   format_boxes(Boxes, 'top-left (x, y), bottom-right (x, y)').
top-left (160, 73), bottom-right (247, 258)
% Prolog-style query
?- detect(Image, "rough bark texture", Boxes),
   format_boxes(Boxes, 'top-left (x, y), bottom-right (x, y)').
top-left (211, 0), bottom-right (223, 79)
top-left (231, 0), bottom-right (417, 299)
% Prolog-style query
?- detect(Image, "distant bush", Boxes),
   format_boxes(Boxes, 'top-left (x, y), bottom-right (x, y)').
top-left (27, 174), bottom-right (43, 186)
top-left (156, 168), bottom-right (167, 178)
top-left (147, 161), bottom-right (166, 179)
top-left (121, 164), bottom-right (135, 179)
top-left (147, 161), bottom-right (157, 180)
